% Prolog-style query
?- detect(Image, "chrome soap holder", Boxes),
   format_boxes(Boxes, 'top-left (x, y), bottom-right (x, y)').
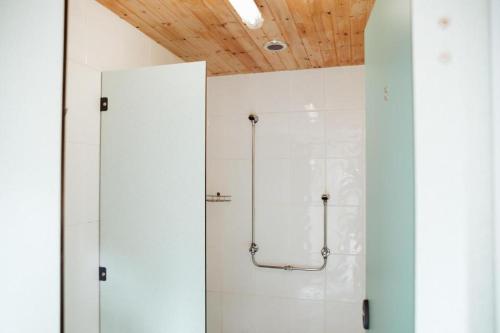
top-left (206, 192), bottom-right (232, 202)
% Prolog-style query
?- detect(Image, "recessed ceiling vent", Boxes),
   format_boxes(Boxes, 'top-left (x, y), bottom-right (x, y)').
top-left (264, 40), bottom-right (288, 52)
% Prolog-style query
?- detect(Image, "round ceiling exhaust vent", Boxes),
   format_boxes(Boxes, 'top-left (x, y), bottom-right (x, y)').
top-left (264, 40), bottom-right (288, 52)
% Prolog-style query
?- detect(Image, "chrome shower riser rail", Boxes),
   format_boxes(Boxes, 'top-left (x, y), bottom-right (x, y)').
top-left (248, 113), bottom-right (331, 272)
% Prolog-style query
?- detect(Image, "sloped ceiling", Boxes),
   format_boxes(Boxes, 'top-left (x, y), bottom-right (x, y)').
top-left (97, 0), bottom-right (375, 76)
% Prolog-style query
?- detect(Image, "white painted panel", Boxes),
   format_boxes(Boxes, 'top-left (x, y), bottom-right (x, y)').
top-left (493, 0), bottom-right (500, 330)
top-left (64, 222), bottom-right (100, 333)
top-left (0, 1), bottom-right (64, 332)
top-left (412, 0), bottom-right (494, 332)
top-left (100, 62), bottom-right (206, 333)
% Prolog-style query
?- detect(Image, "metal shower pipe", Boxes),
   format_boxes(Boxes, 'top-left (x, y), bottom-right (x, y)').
top-left (248, 114), bottom-right (331, 271)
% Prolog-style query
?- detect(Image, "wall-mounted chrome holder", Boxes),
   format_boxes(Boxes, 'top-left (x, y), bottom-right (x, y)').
top-left (206, 192), bottom-right (232, 202)
top-left (248, 113), bottom-right (331, 272)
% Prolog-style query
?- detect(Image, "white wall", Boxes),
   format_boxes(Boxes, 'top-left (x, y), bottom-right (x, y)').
top-left (0, 1), bottom-right (64, 332)
top-left (64, 1), bottom-right (182, 332)
top-left (493, 0), bottom-right (500, 331)
top-left (206, 66), bottom-right (365, 333)
top-left (412, 0), bottom-right (495, 332)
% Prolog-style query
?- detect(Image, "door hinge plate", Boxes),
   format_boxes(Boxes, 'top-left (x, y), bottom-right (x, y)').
top-left (100, 97), bottom-right (108, 111)
top-left (99, 266), bottom-right (107, 281)
top-left (363, 299), bottom-right (370, 329)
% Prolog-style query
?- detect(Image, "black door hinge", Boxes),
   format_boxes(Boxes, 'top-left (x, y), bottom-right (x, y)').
top-left (100, 97), bottom-right (108, 111)
top-left (363, 299), bottom-right (370, 329)
top-left (99, 266), bottom-right (107, 281)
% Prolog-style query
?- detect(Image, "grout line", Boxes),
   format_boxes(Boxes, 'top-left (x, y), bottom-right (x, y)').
top-left (65, 140), bottom-right (100, 146)
top-left (207, 107), bottom-right (365, 117)
top-left (208, 289), bottom-right (364, 305)
top-left (65, 220), bottom-right (99, 228)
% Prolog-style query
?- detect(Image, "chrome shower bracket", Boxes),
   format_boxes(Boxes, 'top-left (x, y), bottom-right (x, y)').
top-left (249, 242), bottom-right (259, 255)
top-left (321, 247), bottom-right (331, 259)
top-left (248, 113), bottom-right (331, 272)
top-left (248, 114), bottom-right (259, 124)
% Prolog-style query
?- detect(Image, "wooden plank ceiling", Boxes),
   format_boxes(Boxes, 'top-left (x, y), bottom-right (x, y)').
top-left (97, 0), bottom-right (375, 76)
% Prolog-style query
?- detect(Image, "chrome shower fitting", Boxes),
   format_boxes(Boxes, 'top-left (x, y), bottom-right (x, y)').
top-left (248, 114), bottom-right (259, 124)
top-left (248, 113), bottom-right (331, 272)
top-left (249, 243), bottom-right (259, 255)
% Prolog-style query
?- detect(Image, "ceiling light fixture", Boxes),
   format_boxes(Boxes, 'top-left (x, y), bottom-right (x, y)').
top-left (264, 40), bottom-right (288, 52)
top-left (228, 0), bottom-right (264, 29)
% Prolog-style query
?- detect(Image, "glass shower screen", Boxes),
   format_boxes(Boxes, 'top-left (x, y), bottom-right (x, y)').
top-left (99, 62), bottom-right (206, 333)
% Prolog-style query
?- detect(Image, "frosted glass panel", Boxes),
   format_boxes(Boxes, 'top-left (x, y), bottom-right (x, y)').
top-left (100, 62), bottom-right (206, 333)
top-left (365, 1), bottom-right (415, 332)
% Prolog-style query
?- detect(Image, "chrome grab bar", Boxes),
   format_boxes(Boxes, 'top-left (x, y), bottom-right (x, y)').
top-left (248, 114), bottom-right (331, 271)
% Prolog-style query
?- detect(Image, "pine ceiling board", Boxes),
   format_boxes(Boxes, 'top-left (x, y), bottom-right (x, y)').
top-left (312, 0), bottom-right (338, 67)
top-left (333, 0), bottom-right (353, 66)
top-left (194, 0), bottom-right (276, 72)
top-left (263, 0), bottom-right (311, 69)
top-left (284, 0), bottom-right (321, 68)
top-left (229, 0), bottom-right (287, 71)
top-left (200, 0), bottom-right (274, 72)
top-left (351, 15), bottom-right (366, 63)
top-left (255, 0), bottom-right (299, 70)
top-left (156, 0), bottom-right (252, 72)
top-left (97, 0), bottom-right (375, 76)
top-left (321, 0), bottom-right (341, 65)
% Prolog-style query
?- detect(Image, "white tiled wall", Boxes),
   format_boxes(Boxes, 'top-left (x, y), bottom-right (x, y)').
top-left (64, 1), bottom-right (182, 332)
top-left (207, 66), bottom-right (366, 333)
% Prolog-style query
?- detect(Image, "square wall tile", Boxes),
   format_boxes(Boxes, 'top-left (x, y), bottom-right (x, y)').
top-left (253, 71), bottom-right (292, 113)
top-left (325, 66), bottom-right (365, 111)
top-left (329, 206), bottom-right (364, 255)
top-left (289, 111), bottom-right (326, 160)
top-left (207, 205), bottom-right (226, 292)
top-left (222, 293), bottom-right (257, 333)
top-left (326, 301), bottom-right (365, 333)
top-left (327, 141), bottom-right (364, 159)
top-left (207, 75), bottom-right (257, 116)
top-left (255, 158), bottom-right (291, 205)
top-left (290, 158), bottom-right (326, 204)
top-left (65, 61), bottom-right (101, 145)
top-left (64, 142), bottom-right (99, 225)
top-left (66, 0), bottom-right (87, 64)
top-left (207, 292), bottom-right (223, 333)
top-left (289, 298), bottom-right (325, 333)
top-left (255, 269), bottom-right (292, 298)
top-left (287, 204), bottom-right (324, 257)
top-left (207, 114), bottom-right (252, 160)
top-left (326, 255), bottom-right (365, 303)
top-left (286, 268), bottom-right (326, 301)
top-left (325, 111), bottom-right (364, 143)
top-left (254, 203), bottom-right (290, 263)
top-left (290, 69), bottom-right (326, 111)
top-left (255, 112), bottom-right (291, 159)
top-left (326, 158), bottom-right (363, 206)
top-left (222, 235), bottom-right (256, 294)
top-left (254, 295), bottom-right (291, 333)
top-left (207, 116), bottom-right (227, 160)
top-left (207, 159), bottom-right (251, 209)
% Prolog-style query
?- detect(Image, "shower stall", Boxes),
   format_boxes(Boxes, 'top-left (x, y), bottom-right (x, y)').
top-left (206, 67), bottom-right (366, 333)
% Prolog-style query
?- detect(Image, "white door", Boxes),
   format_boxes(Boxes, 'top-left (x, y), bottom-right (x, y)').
top-left (99, 62), bottom-right (206, 333)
